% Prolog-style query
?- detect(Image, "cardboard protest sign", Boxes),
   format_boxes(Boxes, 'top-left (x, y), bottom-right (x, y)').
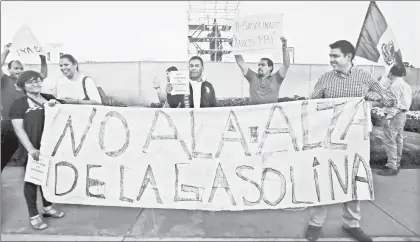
top-left (40, 98), bottom-right (374, 210)
top-left (169, 71), bottom-right (190, 95)
top-left (11, 25), bottom-right (46, 59)
top-left (231, 14), bottom-right (284, 52)
top-left (24, 155), bottom-right (50, 186)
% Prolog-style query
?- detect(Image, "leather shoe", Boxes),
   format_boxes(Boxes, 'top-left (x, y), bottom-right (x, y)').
top-left (342, 226), bottom-right (372, 241)
top-left (377, 168), bottom-right (399, 176)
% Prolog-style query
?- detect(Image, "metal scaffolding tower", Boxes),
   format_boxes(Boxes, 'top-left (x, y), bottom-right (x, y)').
top-left (187, 1), bottom-right (240, 62)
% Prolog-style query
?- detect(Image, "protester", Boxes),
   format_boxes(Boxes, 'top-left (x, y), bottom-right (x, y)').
top-left (1, 43), bottom-right (48, 172)
top-left (9, 70), bottom-right (65, 230)
top-left (377, 65), bottom-right (412, 176)
top-left (152, 66), bottom-right (182, 108)
top-left (167, 56), bottom-right (217, 108)
top-left (234, 36), bottom-right (290, 105)
top-left (306, 40), bottom-right (397, 242)
top-left (208, 19), bottom-right (223, 62)
top-left (50, 54), bottom-right (102, 105)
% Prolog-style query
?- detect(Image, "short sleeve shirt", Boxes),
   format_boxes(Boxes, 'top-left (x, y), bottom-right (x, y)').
top-left (245, 69), bottom-right (284, 105)
top-left (8, 93), bottom-right (56, 164)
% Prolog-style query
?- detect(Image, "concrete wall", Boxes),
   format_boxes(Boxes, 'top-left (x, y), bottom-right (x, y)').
top-left (17, 62), bottom-right (420, 106)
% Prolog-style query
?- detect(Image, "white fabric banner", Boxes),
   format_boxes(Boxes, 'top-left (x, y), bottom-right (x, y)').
top-left (41, 98), bottom-right (374, 210)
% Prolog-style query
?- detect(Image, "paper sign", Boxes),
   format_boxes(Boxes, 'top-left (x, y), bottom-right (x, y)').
top-left (232, 14), bottom-right (283, 52)
top-left (169, 71), bottom-right (190, 95)
top-left (40, 97), bottom-right (374, 210)
top-left (24, 155), bottom-right (50, 186)
top-left (11, 25), bottom-right (46, 59)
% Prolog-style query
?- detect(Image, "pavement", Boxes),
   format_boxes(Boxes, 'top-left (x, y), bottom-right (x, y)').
top-left (1, 166), bottom-right (419, 242)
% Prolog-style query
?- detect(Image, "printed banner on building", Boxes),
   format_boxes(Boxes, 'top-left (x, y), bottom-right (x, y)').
top-left (40, 98), bottom-right (374, 210)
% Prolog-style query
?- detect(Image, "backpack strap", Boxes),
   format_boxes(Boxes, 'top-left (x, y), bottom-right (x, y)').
top-left (82, 76), bottom-right (90, 100)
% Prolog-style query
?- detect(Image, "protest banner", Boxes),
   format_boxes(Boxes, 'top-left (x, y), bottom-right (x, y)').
top-left (11, 25), bottom-right (46, 60)
top-left (169, 71), bottom-right (190, 95)
top-left (24, 155), bottom-right (50, 186)
top-left (231, 14), bottom-right (283, 52)
top-left (40, 97), bottom-right (374, 211)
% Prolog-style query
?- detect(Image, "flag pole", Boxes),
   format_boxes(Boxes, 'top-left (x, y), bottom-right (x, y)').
top-left (355, 1), bottom-right (375, 51)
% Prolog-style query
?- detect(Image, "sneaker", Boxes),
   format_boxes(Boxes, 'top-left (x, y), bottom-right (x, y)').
top-left (305, 225), bottom-right (322, 241)
top-left (342, 226), bottom-right (372, 242)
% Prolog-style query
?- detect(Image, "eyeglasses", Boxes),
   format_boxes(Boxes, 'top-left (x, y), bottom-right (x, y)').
top-left (25, 79), bottom-right (43, 85)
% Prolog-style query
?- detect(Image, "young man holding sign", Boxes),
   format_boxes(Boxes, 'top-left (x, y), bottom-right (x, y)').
top-left (1, 43), bottom-right (48, 172)
top-left (153, 66), bottom-right (183, 108)
top-left (234, 37), bottom-right (290, 105)
top-left (167, 56), bottom-right (217, 108)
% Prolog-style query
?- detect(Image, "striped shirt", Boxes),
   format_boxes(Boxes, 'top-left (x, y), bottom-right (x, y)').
top-left (310, 66), bottom-right (395, 107)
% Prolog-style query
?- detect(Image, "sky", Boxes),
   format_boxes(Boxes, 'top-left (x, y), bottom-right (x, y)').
top-left (1, 1), bottom-right (420, 66)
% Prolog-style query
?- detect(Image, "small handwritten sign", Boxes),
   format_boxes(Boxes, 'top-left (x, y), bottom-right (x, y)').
top-left (232, 14), bottom-right (283, 52)
top-left (24, 155), bottom-right (50, 186)
top-left (169, 71), bottom-right (190, 95)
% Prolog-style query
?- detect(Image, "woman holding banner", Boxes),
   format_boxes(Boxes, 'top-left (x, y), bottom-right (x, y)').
top-left (9, 70), bottom-right (65, 230)
top-left (51, 54), bottom-right (103, 105)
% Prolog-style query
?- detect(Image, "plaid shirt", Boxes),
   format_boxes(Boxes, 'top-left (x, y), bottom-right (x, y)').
top-left (310, 66), bottom-right (396, 107)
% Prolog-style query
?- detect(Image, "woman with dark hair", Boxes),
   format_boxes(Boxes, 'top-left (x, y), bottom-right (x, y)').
top-left (9, 70), bottom-right (65, 230)
top-left (51, 54), bottom-right (102, 105)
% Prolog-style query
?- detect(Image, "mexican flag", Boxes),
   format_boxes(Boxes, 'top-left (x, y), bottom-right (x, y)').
top-left (355, 1), bottom-right (404, 78)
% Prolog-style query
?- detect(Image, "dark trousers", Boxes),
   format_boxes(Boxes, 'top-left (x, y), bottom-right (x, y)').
top-left (1, 120), bottom-right (19, 172)
top-left (2, 120), bottom-right (52, 217)
top-left (24, 181), bottom-right (52, 217)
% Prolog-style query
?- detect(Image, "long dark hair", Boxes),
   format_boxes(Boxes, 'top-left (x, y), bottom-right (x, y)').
top-left (60, 54), bottom-right (79, 71)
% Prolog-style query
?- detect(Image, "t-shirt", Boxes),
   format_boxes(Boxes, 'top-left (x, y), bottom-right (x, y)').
top-left (54, 75), bottom-right (102, 104)
top-left (190, 80), bottom-right (203, 109)
top-left (8, 93), bottom-right (57, 165)
top-left (245, 69), bottom-right (284, 105)
top-left (1, 75), bottom-right (25, 120)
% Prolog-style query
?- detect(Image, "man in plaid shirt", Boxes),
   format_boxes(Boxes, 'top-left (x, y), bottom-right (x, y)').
top-left (306, 40), bottom-right (396, 242)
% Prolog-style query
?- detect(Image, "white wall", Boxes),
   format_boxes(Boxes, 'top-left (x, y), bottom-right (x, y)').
top-left (7, 61), bottom-right (420, 106)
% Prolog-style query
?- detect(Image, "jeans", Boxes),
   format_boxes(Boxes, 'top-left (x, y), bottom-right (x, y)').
top-left (308, 200), bottom-right (361, 228)
top-left (382, 112), bottom-right (407, 170)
